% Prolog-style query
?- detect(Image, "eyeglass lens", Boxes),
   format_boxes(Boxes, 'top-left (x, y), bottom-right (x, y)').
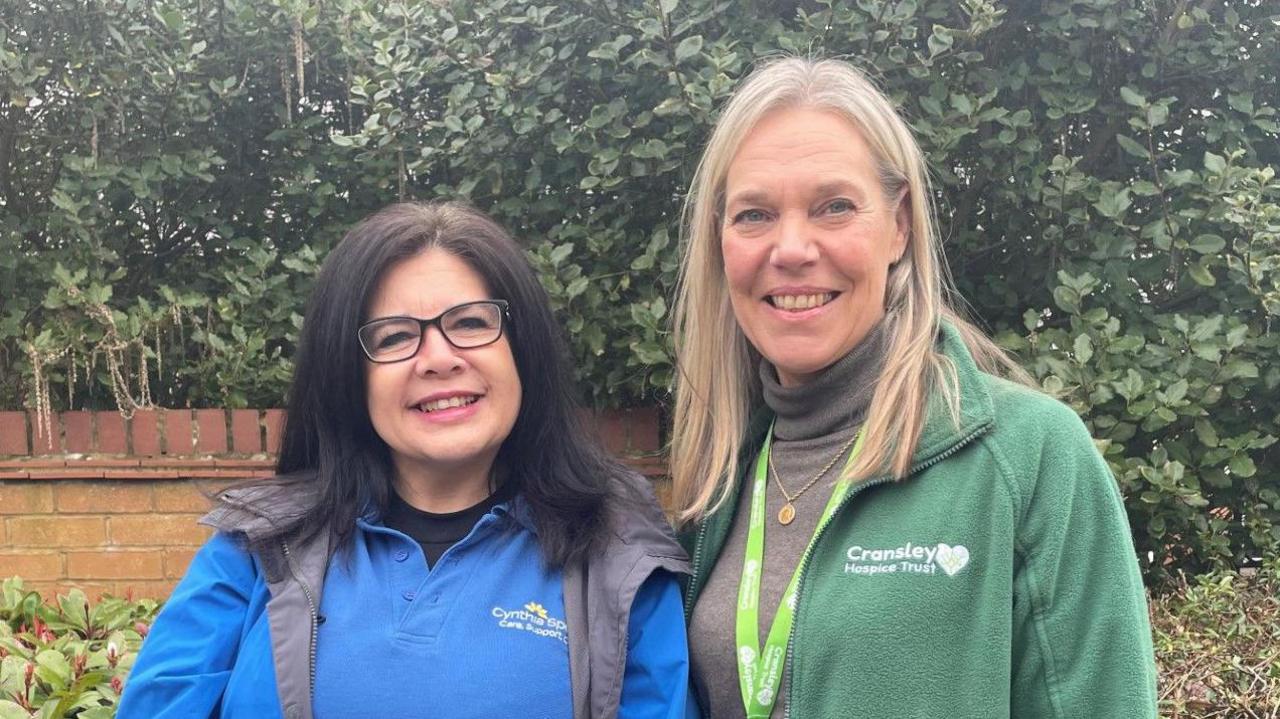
top-left (361, 302), bottom-right (503, 361)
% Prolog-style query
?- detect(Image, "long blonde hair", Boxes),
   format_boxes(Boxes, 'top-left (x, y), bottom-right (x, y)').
top-left (669, 57), bottom-right (1027, 524)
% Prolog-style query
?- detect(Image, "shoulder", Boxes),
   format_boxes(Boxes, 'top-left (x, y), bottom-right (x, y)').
top-left (603, 470), bottom-right (688, 565)
top-left (973, 373), bottom-right (1123, 529)
top-left (979, 373), bottom-right (1098, 459)
top-left (201, 472), bottom-right (322, 539)
top-left (167, 532), bottom-right (263, 604)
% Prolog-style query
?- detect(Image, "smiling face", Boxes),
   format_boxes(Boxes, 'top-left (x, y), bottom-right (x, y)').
top-left (364, 247), bottom-right (522, 496)
top-left (720, 106), bottom-right (910, 387)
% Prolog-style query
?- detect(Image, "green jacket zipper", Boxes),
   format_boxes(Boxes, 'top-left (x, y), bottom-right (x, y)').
top-left (683, 520), bottom-right (710, 623)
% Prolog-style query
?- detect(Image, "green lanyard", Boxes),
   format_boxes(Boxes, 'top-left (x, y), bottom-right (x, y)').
top-left (735, 424), bottom-right (866, 717)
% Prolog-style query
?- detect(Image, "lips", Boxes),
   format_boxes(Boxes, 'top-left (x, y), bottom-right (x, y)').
top-left (766, 292), bottom-right (837, 311)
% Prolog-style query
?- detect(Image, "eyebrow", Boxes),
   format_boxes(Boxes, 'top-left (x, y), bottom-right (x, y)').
top-left (724, 179), bottom-right (868, 208)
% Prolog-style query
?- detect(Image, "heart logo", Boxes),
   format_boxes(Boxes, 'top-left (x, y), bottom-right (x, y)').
top-left (934, 543), bottom-right (970, 576)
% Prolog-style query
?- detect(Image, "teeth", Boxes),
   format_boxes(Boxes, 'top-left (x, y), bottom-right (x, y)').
top-left (418, 396), bottom-right (478, 412)
top-left (770, 293), bottom-right (833, 311)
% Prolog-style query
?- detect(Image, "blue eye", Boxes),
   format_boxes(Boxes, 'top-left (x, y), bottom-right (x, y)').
top-left (733, 209), bottom-right (769, 224)
top-left (826, 199), bottom-right (855, 214)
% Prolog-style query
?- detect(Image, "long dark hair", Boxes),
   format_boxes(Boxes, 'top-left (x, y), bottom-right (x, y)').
top-left (255, 201), bottom-right (613, 567)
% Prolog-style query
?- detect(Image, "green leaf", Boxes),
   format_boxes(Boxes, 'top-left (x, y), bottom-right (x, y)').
top-left (1228, 454), bottom-right (1256, 478)
top-left (652, 97), bottom-right (684, 116)
top-left (674, 35), bottom-right (703, 62)
top-left (1189, 316), bottom-right (1222, 342)
top-left (1073, 333), bottom-right (1093, 364)
top-left (1093, 188), bottom-right (1131, 219)
top-left (927, 26), bottom-right (954, 57)
top-left (566, 277), bottom-right (589, 298)
top-left (549, 243), bottom-right (573, 267)
top-left (1115, 134), bottom-right (1149, 159)
top-left (1187, 260), bottom-right (1215, 287)
top-left (659, 0), bottom-right (678, 14)
top-left (1194, 418), bottom-right (1219, 447)
top-left (1188, 234), bottom-right (1225, 254)
top-left (35, 649), bottom-right (71, 684)
top-left (1119, 86), bottom-right (1146, 106)
top-left (1022, 308), bottom-right (1040, 332)
top-left (1146, 103), bottom-right (1168, 127)
top-left (1203, 151), bottom-right (1226, 174)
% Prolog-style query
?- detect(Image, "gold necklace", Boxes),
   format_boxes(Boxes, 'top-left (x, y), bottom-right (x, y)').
top-left (768, 430), bottom-right (860, 525)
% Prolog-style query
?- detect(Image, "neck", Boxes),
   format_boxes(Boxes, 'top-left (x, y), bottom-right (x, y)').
top-left (392, 457), bottom-right (498, 513)
top-left (760, 320), bottom-right (888, 441)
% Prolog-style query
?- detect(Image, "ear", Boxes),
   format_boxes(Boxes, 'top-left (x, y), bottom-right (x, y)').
top-left (891, 187), bottom-right (911, 263)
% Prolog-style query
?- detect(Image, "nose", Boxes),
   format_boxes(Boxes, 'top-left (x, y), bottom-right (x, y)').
top-left (769, 213), bottom-right (818, 269)
top-left (411, 326), bottom-right (466, 376)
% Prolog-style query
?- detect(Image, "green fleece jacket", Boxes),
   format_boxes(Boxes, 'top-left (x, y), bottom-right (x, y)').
top-left (681, 323), bottom-right (1158, 718)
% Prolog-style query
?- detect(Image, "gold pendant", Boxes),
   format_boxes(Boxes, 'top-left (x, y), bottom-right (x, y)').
top-left (778, 503), bottom-right (796, 525)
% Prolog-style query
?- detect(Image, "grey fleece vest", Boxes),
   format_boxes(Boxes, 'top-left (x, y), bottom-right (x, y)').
top-left (200, 472), bottom-right (689, 719)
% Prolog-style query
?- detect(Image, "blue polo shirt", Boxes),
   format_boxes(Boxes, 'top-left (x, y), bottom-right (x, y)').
top-left (119, 501), bottom-right (688, 719)
top-left (313, 505), bottom-right (574, 718)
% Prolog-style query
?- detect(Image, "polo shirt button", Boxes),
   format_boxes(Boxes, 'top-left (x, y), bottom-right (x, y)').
top-left (431, 593), bottom-right (440, 603)
top-left (402, 590), bottom-right (416, 601)
top-left (393, 549), bottom-right (409, 562)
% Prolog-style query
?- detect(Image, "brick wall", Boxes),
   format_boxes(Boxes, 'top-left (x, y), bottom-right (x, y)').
top-left (0, 407), bottom-right (663, 599)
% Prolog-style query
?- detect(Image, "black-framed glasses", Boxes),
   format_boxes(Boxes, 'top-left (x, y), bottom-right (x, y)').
top-left (357, 299), bottom-right (510, 363)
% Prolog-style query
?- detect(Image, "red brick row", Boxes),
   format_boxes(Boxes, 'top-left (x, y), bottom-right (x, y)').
top-left (0, 407), bottom-right (662, 459)
top-left (0, 409), bottom-right (286, 457)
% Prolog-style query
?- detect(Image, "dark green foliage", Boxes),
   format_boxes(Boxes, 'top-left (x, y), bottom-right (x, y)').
top-left (2, 0), bottom-right (1277, 580)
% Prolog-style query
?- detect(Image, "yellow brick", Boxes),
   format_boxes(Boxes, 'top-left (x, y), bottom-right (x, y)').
top-left (7, 516), bottom-right (107, 547)
top-left (109, 514), bottom-right (211, 546)
top-left (0, 483), bottom-right (54, 514)
top-left (65, 550), bottom-right (164, 580)
top-left (54, 482), bottom-right (154, 513)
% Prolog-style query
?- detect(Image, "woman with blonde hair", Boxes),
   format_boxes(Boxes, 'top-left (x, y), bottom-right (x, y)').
top-left (671, 57), bottom-right (1157, 718)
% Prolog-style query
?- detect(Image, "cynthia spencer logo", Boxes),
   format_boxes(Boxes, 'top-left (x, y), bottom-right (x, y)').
top-left (844, 542), bottom-right (970, 577)
top-left (491, 601), bottom-right (568, 644)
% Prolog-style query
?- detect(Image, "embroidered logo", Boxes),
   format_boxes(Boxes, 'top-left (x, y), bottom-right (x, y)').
top-left (843, 541), bottom-right (972, 577)
top-left (492, 601), bottom-right (568, 644)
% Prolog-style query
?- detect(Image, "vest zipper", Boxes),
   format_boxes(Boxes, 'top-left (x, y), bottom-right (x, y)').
top-left (280, 539), bottom-right (320, 699)
top-left (781, 422), bottom-right (991, 718)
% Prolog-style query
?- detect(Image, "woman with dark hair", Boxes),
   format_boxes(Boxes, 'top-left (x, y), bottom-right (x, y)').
top-left (118, 201), bottom-right (691, 719)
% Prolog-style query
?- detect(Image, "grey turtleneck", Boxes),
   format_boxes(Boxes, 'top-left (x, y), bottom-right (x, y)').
top-left (688, 323), bottom-right (887, 718)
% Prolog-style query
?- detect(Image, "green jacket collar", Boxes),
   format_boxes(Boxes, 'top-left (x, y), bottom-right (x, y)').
top-left (681, 320), bottom-right (996, 608)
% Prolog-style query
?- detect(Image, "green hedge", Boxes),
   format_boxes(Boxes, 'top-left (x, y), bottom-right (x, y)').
top-left (3, 0), bottom-right (1277, 580)
top-left (4, 568), bottom-right (1278, 717)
